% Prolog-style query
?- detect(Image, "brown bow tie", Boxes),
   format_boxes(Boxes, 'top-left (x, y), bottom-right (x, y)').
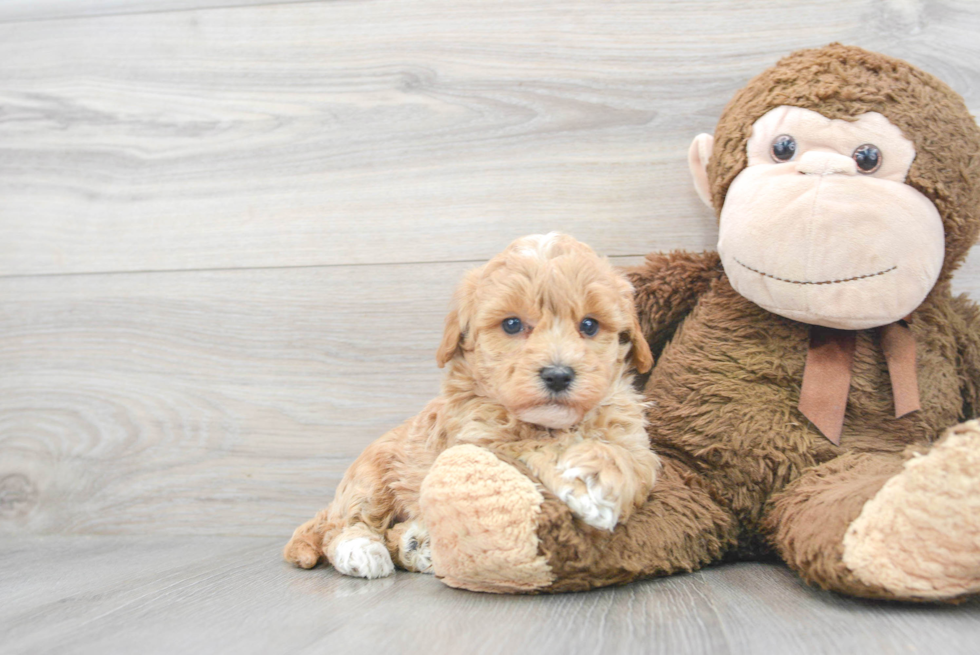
top-left (798, 322), bottom-right (920, 445)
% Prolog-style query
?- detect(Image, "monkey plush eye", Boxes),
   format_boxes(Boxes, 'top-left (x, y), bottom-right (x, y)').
top-left (579, 318), bottom-right (600, 337)
top-left (770, 135), bottom-right (797, 162)
top-left (852, 144), bottom-right (882, 174)
top-left (502, 317), bottom-right (523, 334)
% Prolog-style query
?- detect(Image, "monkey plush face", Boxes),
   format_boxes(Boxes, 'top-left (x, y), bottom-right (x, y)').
top-left (697, 106), bottom-right (945, 329)
top-left (687, 44), bottom-right (980, 330)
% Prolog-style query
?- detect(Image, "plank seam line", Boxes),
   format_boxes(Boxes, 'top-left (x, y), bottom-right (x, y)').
top-left (0, 254), bottom-right (650, 280)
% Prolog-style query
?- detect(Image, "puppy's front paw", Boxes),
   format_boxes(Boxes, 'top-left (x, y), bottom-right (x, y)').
top-left (555, 467), bottom-right (620, 531)
top-left (332, 537), bottom-right (396, 579)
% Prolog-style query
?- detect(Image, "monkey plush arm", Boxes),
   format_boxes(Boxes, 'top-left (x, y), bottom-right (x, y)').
top-left (621, 250), bottom-right (723, 361)
top-left (420, 444), bottom-right (738, 593)
top-left (950, 294), bottom-right (980, 419)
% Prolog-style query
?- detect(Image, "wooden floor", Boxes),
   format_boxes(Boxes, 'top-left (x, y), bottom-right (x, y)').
top-left (3, 0), bottom-right (980, 651)
top-left (2, 536), bottom-right (978, 655)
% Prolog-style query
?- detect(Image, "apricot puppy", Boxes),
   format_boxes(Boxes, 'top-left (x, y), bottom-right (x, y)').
top-left (283, 233), bottom-right (659, 578)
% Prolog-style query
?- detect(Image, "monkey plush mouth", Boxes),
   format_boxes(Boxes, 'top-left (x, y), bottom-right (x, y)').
top-left (733, 258), bottom-right (897, 286)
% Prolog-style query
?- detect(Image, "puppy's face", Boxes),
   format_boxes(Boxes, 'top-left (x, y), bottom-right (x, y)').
top-left (437, 234), bottom-right (652, 429)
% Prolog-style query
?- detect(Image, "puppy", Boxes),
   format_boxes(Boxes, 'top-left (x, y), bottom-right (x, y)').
top-left (284, 233), bottom-right (659, 578)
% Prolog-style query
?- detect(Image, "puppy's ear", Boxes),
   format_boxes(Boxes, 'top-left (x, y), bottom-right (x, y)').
top-left (617, 277), bottom-right (653, 374)
top-left (625, 310), bottom-right (654, 374)
top-left (436, 269), bottom-right (479, 368)
top-left (436, 309), bottom-right (462, 368)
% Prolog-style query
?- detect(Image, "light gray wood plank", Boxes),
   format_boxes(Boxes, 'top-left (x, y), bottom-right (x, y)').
top-left (693, 564), bottom-right (980, 654)
top-left (0, 261), bottom-right (462, 537)
top-left (954, 247), bottom-right (980, 298)
top-left (1, 536), bottom-right (978, 655)
top-left (0, 251), bottom-right (977, 538)
top-left (2, 0), bottom-right (979, 276)
top-left (0, 1), bottom-right (322, 24)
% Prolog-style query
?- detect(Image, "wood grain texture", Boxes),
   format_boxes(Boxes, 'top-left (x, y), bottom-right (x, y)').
top-left (0, 261), bottom-right (462, 536)
top-left (0, 252), bottom-right (975, 538)
top-left (2, 536), bottom-right (979, 655)
top-left (2, 0), bottom-right (980, 276)
top-left (0, 1), bottom-right (323, 24)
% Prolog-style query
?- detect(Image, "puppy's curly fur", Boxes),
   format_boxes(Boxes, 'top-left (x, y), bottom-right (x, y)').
top-left (283, 233), bottom-right (659, 578)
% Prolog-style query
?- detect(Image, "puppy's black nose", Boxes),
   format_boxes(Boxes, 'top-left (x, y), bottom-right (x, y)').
top-left (540, 366), bottom-right (575, 393)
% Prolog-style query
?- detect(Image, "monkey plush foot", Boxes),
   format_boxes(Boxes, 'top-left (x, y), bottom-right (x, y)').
top-left (419, 445), bottom-right (554, 593)
top-left (842, 420), bottom-right (980, 600)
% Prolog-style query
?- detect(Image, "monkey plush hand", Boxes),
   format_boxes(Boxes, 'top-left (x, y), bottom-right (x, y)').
top-left (418, 44), bottom-right (980, 600)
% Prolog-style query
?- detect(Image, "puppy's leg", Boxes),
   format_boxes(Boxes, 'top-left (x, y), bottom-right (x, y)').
top-left (283, 508), bottom-right (338, 569)
top-left (515, 439), bottom-right (660, 531)
top-left (385, 520), bottom-right (433, 574)
top-left (284, 435), bottom-right (403, 578)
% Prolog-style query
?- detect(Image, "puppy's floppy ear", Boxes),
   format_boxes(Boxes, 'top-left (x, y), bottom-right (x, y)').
top-left (436, 268), bottom-right (479, 368)
top-left (436, 311), bottom-right (461, 369)
top-left (616, 276), bottom-right (653, 374)
top-left (625, 308), bottom-right (654, 374)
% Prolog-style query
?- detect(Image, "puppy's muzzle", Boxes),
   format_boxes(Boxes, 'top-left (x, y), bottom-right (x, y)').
top-left (540, 365), bottom-right (575, 393)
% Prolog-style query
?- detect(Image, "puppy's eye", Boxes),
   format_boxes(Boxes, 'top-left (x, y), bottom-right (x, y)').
top-left (770, 135), bottom-right (797, 162)
top-left (579, 318), bottom-right (600, 337)
top-left (852, 144), bottom-right (882, 174)
top-left (502, 317), bottom-right (523, 335)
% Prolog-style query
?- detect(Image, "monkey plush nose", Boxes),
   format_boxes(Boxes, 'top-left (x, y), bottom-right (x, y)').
top-left (796, 150), bottom-right (857, 176)
top-left (540, 366), bottom-right (575, 392)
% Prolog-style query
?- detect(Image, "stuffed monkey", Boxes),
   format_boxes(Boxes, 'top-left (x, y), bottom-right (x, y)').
top-left (419, 44), bottom-right (980, 601)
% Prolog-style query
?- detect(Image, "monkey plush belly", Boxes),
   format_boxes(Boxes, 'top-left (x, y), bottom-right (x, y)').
top-left (642, 279), bottom-right (962, 527)
top-left (844, 296), bottom-right (965, 448)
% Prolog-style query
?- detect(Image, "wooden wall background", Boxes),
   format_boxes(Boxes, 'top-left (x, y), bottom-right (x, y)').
top-left (2, 0), bottom-right (979, 537)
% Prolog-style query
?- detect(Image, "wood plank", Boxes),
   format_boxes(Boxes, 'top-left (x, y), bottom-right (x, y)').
top-left (0, 1), bottom-right (321, 24)
top-left (2, 536), bottom-right (978, 654)
top-left (700, 563), bottom-right (980, 654)
top-left (2, 0), bottom-right (979, 275)
top-left (0, 252), bottom-right (978, 538)
top-left (955, 247), bottom-right (980, 298)
top-left (0, 261), bottom-right (462, 537)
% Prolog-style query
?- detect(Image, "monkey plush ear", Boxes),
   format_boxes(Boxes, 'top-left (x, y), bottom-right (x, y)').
top-left (688, 133), bottom-right (714, 209)
top-left (436, 269), bottom-right (479, 368)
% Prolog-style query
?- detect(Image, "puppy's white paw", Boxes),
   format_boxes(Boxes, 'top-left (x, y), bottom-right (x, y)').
top-left (332, 537), bottom-right (395, 579)
top-left (557, 468), bottom-right (619, 531)
top-left (400, 521), bottom-right (433, 574)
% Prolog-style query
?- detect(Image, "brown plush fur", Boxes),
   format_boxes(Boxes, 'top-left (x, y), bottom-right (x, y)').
top-left (764, 451), bottom-right (909, 598)
top-left (283, 234), bottom-right (658, 577)
top-left (420, 45), bottom-right (980, 600)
